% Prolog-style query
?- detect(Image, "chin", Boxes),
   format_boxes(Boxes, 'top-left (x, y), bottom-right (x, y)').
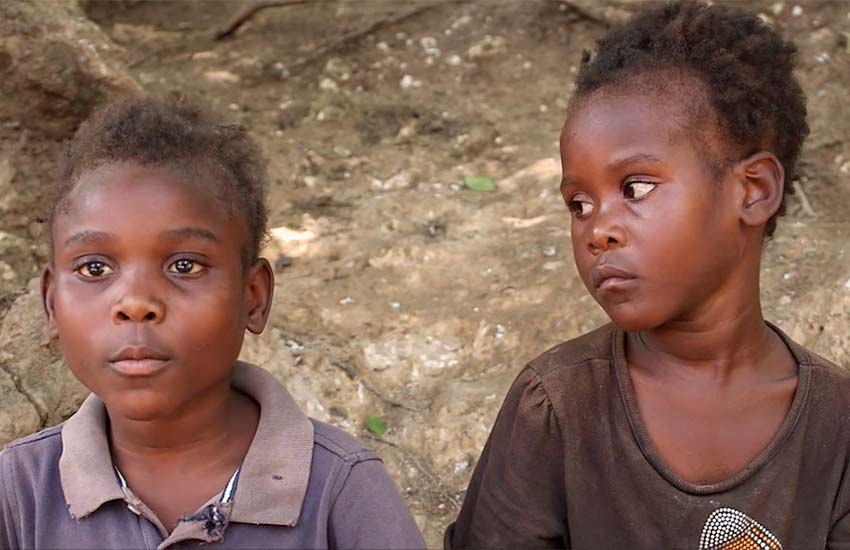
top-left (102, 390), bottom-right (174, 422)
top-left (601, 300), bottom-right (665, 333)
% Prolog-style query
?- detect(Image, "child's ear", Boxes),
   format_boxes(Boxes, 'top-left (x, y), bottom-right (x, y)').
top-left (732, 151), bottom-right (785, 229)
top-left (244, 258), bottom-right (274, 335)
top-left (41, 266), bottom-right (59, 339)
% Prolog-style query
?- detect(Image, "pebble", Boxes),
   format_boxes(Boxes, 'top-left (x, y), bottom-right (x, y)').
top-left (791, 5), bottom-right (802, 16)
top-left (333, 145), bottom-right (352, 158)
top-left (446, 54), bottom-right (462, 66)
top-left (542, 245), bottom-right (557, 257)
top-left (400, 74), bottom-right (421, 89)
top-left (388, 302), bottom-right (401, 312)
top-left (319, 77), bottom-right (339, 92)
top-left (845, 278), bottom-right (850, 291)
top-left (495, 324), bottom-right (507, 339)
top-left (339, 297), bottom-right (354, 305)
top-left (285, 339), bottom-right (305, 355)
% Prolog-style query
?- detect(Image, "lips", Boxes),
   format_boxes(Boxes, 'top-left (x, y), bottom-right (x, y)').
top-left (108, 345), bottom-right (171, 377)
top-left (590, 263), bottom-right (637, 291)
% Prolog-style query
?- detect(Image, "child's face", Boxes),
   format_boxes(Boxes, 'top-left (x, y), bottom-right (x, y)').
top-left (44, 162), bottom-right (271, 421)
top-left (560, 91), bottom-right (743, 332)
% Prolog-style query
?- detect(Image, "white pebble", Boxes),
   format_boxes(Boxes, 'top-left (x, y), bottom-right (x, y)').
top-left (791, 5), bottom-right (802, 16)
top-left (339, 297), bottom-right (354, 305)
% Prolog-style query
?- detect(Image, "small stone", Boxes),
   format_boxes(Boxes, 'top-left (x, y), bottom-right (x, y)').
top-left (339, 296), bottom-right (354, 305)
top-left (791, 5), bottom-right (802, 16)
top-left (446, 54), bottom-right (462, 66)
top-left (845, 278), bottom-right (850, 291)
top-left (542, 246), bottom-right (557, 257)
top-left (388, 301), bottom-right (401, 312)
top-left (400, 74), bottom-right (420, 89)
top-left (285, 339), bottom-right (305, 354)
top-left (203, 70), bottom-right (240, 84)
top-left (495, 324), bottom-right (507, 339)
top-left (779, 295), bottom-right (792, 305)
top-left (420, 36), bottom-right (440, 57)
top-left (319, 77), bottom-right (339, 92)
top-left (333, 145), bottom-right (352, 158)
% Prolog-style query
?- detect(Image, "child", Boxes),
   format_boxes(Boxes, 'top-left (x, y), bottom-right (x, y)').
top-left (0, 97), bottom-right (425, 549)
top-left (448, 1), bottom-right (850, 548)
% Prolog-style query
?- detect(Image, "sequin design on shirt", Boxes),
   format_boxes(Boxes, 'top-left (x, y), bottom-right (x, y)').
top-left (699, 507), bottom-right (782, 550)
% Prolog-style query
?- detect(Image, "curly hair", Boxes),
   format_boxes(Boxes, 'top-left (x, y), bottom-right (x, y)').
top-left (572, 0), bottom-right (809, 236)
top-left (53, 96), bottom-right (268, 264)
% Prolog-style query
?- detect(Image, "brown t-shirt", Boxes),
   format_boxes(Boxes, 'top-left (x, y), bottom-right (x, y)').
top-left (447, 324), bottom-right (850, 550)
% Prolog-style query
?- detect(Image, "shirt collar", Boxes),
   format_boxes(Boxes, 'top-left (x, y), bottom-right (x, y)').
top-left (59, 362), bottom-right (315, 527)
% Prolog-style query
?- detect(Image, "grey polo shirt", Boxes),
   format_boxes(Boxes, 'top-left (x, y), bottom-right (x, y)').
top-left (0, 362), bottom-right (425, 549)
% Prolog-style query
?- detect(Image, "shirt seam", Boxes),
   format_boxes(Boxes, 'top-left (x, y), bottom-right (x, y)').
top-left (2, 426), bottom-right (63, 451)
top-left (313, 431), bottom-right (376, 465)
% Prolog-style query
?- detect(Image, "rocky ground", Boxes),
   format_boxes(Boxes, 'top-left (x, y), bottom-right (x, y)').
top-left (1, 1), bottom-right (849, 545)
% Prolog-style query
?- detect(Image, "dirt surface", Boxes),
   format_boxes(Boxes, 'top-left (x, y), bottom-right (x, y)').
top-left (1, 0), bottom-right (849, 545)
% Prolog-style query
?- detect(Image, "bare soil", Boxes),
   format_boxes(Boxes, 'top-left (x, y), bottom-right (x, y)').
top-left (2, 1), bottom-right (849, 545)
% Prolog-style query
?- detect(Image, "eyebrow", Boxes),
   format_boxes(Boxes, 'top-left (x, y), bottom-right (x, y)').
top-left (64, 230), bottom-right (113, 248)
top-left (63, 227), bottom-right (221, 249)
top-left (609, 153), bottom-right (664, 170)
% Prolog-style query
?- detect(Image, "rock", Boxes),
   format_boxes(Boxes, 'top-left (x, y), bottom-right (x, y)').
top-left (0, 290), bottom-right (88, 446)
top-left (0, 231), bottom-right (35, 295)
top-left (0, 0), bottom-right (142, 138)
top-left (467, 35), bottom-right (507, 60)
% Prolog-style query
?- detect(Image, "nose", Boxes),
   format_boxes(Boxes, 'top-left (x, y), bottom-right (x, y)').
top-left (111, 279), bottom-right (165, 324)
top-left (586, 206), bottom-right (626, 254)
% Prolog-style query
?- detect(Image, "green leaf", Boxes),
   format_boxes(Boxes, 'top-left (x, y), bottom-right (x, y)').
top-left (366, 415), bottom-right (388, 437)
top-left (464, 176), bottom-right (496, 192)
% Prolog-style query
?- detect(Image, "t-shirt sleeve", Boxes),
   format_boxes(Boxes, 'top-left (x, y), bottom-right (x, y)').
top-left (0, 449), bottom-right (20, 550)
top-left (447, 366), bottom-right (568, 549)
top-left (328, 454), bottom-right (426, 549)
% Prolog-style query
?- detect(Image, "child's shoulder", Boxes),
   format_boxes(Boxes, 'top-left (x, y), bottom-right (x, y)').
top-left (526, 323), bottom-right (616, 378)
top-left (1, 423), bottom-right (64, 464)
top-left (310, 418), bottom-right (379, 466)
top-left (0, 423), bottom-right (64, 499)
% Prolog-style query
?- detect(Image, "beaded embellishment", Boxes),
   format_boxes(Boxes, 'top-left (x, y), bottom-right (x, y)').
top-left (699, 508), bottom-right (782, 550)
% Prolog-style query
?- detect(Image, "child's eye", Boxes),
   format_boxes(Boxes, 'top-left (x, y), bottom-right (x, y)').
top-left (76, 261), bottom-right (114, 278)
top-left (167, 258), bottom-right (205, 275)
top-left (623, 181), bottom-right (657, 199)
top-left (567, 199), bottom-right (594, 218)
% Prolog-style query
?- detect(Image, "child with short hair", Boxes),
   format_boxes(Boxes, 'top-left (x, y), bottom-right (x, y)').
top-left (448, 1), bottom-right (849, 548)
top-left (0, 97), bottom-right (425, 549)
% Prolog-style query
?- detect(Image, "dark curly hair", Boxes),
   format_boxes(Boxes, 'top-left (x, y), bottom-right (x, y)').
top-left (571, 0), bottom-right (809, 237)
top-left (53, 96), bottom-right (268, 265)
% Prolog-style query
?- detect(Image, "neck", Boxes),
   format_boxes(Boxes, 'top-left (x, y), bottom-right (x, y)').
top-left (108, 385), bottom-right (250, 467)
top-left (627, 256), bottom-right (781, 379)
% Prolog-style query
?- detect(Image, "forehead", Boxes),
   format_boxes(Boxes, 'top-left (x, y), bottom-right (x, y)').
top-left (53, 162), bottom-right (247, 249)
top-left (560, 87), bottom-right (718, 176)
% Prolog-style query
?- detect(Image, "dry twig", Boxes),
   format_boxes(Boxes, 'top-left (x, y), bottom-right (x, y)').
top-left (214, 0), bottom-right (317, 41)
top-left (792, 180), bottom-right (818, 217)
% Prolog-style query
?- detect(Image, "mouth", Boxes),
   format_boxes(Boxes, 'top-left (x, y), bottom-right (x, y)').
top-left (108, 346), bottom-right (171, 377)
top-left (591, 263), bottom-right (637, 292)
